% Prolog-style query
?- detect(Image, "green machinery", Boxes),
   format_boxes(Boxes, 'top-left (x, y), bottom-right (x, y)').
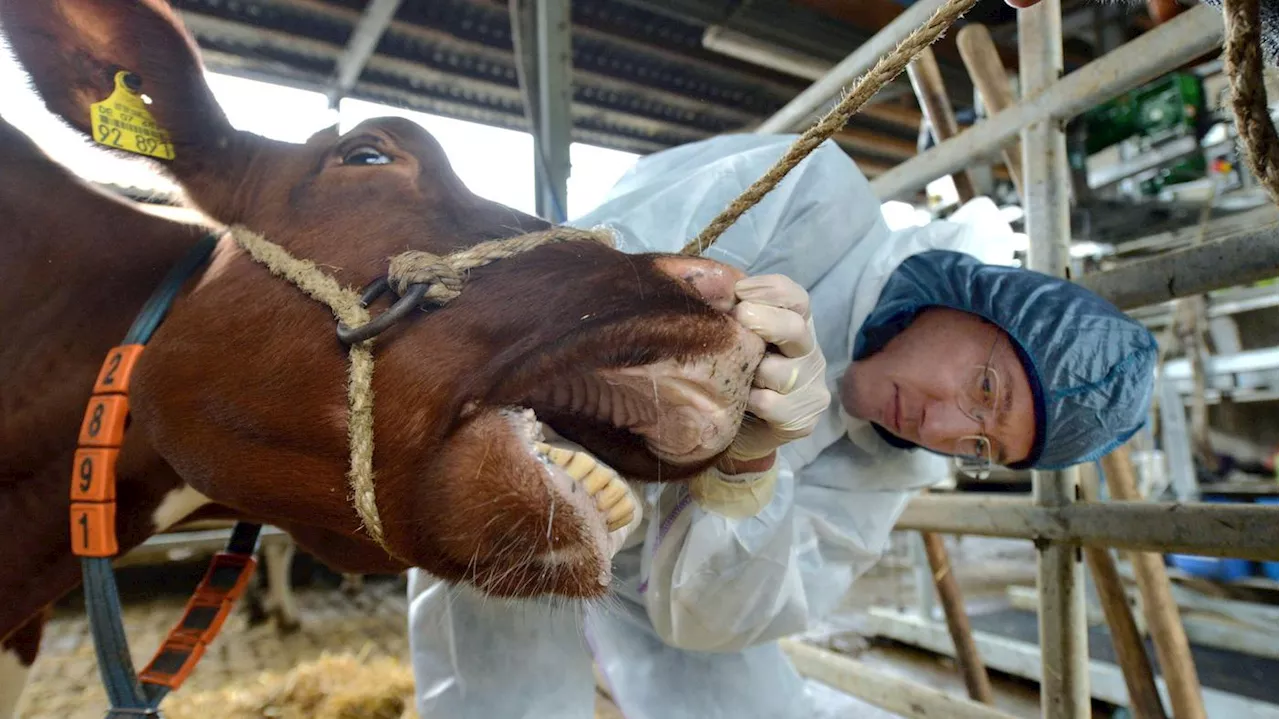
top-left (1070, 71), bottom-right (1209, 195)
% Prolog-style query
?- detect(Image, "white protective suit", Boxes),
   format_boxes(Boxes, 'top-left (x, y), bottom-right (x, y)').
top-left (406, 134), bottom-right (1018, 719)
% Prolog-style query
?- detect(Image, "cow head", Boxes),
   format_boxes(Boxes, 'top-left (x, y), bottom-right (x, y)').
top-left (0, 0), bottom-right (767, 598)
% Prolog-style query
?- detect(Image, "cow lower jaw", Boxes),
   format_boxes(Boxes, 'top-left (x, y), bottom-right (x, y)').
top-left (506, 409), bottom-right (642, 581)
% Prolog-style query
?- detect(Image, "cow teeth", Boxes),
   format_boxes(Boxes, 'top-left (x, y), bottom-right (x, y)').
top-left (596, 480), bottom-right (627, 511)
top-left (535, 442), bottom-right (576, 468)
top-left (606, 498), bottom-right (635, 532)
top-left (583, 466), bottom-right (612, 495)
top-left (534, 441), bottom-right (608, 486)
top-left (532, 438), bottom-right (632, 529)
top-left (564, 452), bottom-right (596, 480)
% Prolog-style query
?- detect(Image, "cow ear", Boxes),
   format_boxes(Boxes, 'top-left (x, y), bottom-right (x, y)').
top-left (0, 0), bottom-right (255, 217)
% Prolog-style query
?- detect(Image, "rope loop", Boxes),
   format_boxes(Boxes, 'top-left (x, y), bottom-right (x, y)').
top-left (385, 225), bottom-right (618, 302)
top-left (387, 251), bottom-right (466, 303)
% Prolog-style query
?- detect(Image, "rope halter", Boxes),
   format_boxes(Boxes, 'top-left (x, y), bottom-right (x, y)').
top-left (230, 224), bottom-right (615, 555)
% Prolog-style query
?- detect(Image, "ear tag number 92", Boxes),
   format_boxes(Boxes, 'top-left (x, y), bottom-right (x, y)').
top-left (89, 70), bottom-right (175, 161)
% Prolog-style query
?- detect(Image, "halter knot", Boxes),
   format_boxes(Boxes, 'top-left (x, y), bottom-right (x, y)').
top-left (386, 225), bottom-right (618, 303)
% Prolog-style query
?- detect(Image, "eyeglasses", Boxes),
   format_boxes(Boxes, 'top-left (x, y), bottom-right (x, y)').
top-left (953, 333), bottom-right (1002, 480)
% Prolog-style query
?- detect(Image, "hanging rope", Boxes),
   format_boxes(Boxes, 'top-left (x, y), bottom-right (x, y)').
top-left (679, 0), bottom-right (979, 256)
top-left (1223, 0), bottom-right (1279, 204)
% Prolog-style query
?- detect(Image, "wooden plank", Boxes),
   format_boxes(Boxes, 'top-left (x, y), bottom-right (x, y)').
top-left (865, 610), bottom-right (1279, 719)
top-left (1102, 447), bottom-right (1207, 719)
top-left (1076, 466), bottom-right (1167, 717)
top-left (894, 496), bottom-right (1280, 562)
top-left (1083, 546), bottom-right (1169, 717)
top-left (905, 46), bottom-right (978, 201)
top-left (956, 23), bottom-right (1025, 197)
top-left (1008, 586), bottom-right (1280, 660)
top-left (921, 532), bottom-right (995, 703)
top-left (778, 640), bottom-right (1020, 719)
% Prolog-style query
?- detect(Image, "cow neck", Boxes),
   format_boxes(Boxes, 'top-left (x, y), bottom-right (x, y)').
top-left (70, 231), bottom-right (266, 714)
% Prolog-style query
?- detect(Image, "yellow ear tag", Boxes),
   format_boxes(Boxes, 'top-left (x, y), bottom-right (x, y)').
top-left (89, 71), bottom-right (175, 160)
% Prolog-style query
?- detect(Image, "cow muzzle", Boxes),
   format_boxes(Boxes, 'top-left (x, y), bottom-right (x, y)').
top-left (520, 255), bottom-right (766, 469)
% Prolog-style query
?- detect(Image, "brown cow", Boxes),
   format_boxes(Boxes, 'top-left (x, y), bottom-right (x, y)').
top-left (0, 0), bottom-right (766, 711)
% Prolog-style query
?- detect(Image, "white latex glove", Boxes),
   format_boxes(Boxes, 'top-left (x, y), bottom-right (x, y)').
top-left (689, 274), bottom-right (826, 519)
top-left (688, 461), bottom-right (780, 520)
top-left (726, 274), bottom-right (831, 462)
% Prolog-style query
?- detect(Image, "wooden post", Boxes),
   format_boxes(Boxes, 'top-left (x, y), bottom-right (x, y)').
top-left (905, 45), bottom-right (979, 202)
top-left (955, 23), bottom-right (1026, 197)
top-left (1078, 468), bottom-right (1169, 719)
top-left (920, 531), bottom-right (996, 704)
top-left (1020, 3), bottom-right (1092, 715)
top-left (1081, 547), bottom-right (1169, 719)
top-left (1101, 445), bottom-right (1208, 719)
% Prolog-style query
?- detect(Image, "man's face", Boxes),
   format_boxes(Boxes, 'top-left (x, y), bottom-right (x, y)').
top-left (841, 307), bottom-right (1036, 467)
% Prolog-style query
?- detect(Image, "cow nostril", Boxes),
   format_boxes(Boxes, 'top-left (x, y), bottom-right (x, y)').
top-left (652, 256), bottom-right (744, 312)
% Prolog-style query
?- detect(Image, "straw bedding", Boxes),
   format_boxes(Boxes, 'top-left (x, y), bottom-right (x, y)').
top-left (160, 650), bottom-right (420, 719)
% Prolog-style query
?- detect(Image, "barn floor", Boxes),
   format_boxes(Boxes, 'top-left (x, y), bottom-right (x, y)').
top-left (16, 578), bottom-right (426, 719)
top-left (15, 536), bottom-right (1044, 719)
top-left (14, 577), bottom-right (898, 719)
top-left (22, 535), bottom-right (1262, 719)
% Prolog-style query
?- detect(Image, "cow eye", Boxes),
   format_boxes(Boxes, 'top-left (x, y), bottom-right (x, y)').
top-left (342, 145), bottom-right (391, 166)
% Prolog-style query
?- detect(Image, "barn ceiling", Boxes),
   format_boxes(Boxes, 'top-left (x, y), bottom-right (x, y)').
top-left (0, 0), bottom-right (1156, 191)
top-left (166, 0), bottom-right (1072, 177)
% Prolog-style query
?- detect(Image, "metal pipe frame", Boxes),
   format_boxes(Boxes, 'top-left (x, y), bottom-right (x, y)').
top-left (869, 2), bottom-right (1226, 200)
top-left (533, 0), bottom-right (571, 223)
top-left (326, 0), bottom-right (403, 108)
top-left (1078, 227), bottom-right (1280, 311)
top-left (895, 496), bottom-right (1279, 561)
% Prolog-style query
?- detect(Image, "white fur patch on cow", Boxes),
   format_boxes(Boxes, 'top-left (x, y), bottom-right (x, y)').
top-left (151, 484), bottom-right (212, 532)
top-left (0, 648), bottom-right (30, 719)
top-left (261, 540), bottom-right (301, 630)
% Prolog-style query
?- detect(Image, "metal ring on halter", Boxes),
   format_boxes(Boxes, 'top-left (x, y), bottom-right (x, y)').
top-left (336, 278), bottom-right (430, 345)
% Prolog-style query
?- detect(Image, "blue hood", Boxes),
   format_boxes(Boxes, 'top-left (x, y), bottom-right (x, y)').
top-left (853, 250), bottom-right (1158, 470)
